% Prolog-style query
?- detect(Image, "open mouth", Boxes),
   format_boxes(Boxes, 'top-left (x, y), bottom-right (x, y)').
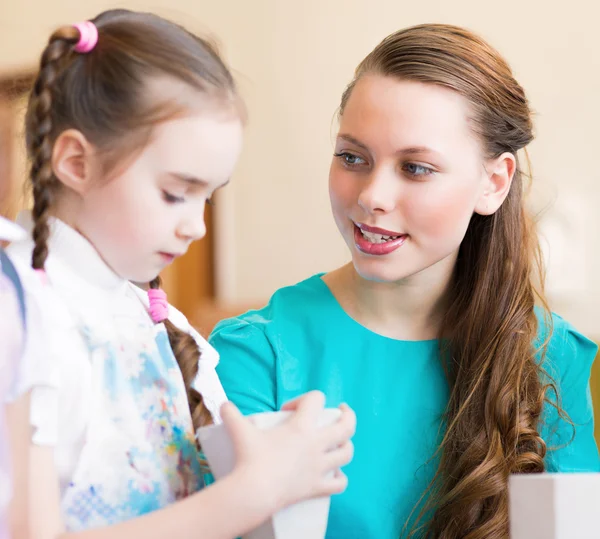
top-left (353, 223), bottom-right (407, 255)
top-left (358, 229), bottom-right (403, 244)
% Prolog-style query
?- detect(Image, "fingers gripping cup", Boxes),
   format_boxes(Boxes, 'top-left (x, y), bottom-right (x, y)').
top-left (197, 408), bottom-right (342, 539)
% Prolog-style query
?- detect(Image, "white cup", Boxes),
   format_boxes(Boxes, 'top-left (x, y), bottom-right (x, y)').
top-left (197, 408), bottom-right (342, 539)
top-left (509, 473), bottom-right (600, 539)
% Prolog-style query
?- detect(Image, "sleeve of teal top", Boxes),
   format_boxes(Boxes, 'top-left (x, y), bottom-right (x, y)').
top-left (544, 320), bottom-right (599, 472)
top-left (210, 317), bottom-right (278, 416)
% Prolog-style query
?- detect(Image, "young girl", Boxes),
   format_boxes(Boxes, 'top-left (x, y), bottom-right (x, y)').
top-left (7, 9), bottom-right (355, 538)
top-left (211, 24), bottom-right (599, 538)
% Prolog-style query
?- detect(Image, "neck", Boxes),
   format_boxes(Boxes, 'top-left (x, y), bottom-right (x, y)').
top-left (324, 256), bottom-right (456, 340)
top-left (51, 191), bottom-right (81, 230)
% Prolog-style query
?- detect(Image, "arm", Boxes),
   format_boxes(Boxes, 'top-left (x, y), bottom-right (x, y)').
top-left (28, 445), bottom-right (62, 539)
top-left (31, 396), bottom-right (355, 539)
top-left (30, 463), bottom-right (274, 539)
top-left (6, 393), bottom-right (32, 539)
top-left (1, 268), bottom-right (33, 538)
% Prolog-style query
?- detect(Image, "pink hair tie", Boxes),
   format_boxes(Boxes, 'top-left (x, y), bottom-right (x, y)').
top-left (148, 288), bottom-right (169, 323)
top-left (73, 21), bottom-right (98, 53)
top-left (34, 268), bottom-right (48, 285)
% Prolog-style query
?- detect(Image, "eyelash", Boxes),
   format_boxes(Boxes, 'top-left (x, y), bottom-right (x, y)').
top-left (162, 190), bottom-right (215, 206)
top-left (334, 152), bottom-right (366, 167)
top-left (402, 163), bottom-right (434, 177)
top-left (333, 152), bottom-right (435, 178)
top-left (162, 190), bottom-right (185, 204)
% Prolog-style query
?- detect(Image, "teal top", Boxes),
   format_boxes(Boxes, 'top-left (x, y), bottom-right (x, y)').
top-left (211, 274), bottom-right (599, 539)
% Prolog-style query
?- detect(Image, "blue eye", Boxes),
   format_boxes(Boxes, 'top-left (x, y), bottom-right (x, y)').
top-left (162, 190), bottom-right (185, 204)
top-left (403, 163), bottom-right (434, 177)
top-left (334, 152), bottom-right (366, 167)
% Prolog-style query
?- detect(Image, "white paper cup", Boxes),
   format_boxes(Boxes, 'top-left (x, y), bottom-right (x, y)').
top-left (197, 408), bottom-right (342, 539)
top-left (509, 473), bottom-right (600, 539)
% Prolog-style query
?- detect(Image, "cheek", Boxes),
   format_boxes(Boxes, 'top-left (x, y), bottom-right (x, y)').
top-left (329, 168), bottom-right (357, 212)
top-left (121, 191), bottom-right (166, 247)
top-left (89, 181), bottom-right (158, 249)
top-left (405, 182), bottom-right (478, 240)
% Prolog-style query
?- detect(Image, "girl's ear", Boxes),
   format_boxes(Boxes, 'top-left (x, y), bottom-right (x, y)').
top-left (474, 152), bottom-right (516, 215)
top-left (52, 129), bottom-right (99, 194)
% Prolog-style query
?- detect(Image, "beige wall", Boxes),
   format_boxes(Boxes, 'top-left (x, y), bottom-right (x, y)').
top-left (1, 0), bottom-right (599, 336)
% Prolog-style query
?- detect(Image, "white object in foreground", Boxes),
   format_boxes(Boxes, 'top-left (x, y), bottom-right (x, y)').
top-left (509, 473), bottom-right (600, 539)
top-left (197, 409), bottom-right (342, 539)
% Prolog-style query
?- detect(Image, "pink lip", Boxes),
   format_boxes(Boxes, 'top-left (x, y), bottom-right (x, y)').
top-left (158, 252), bottom-right (182, 264)
top-left (353, 224), bottom-right (407, 256)
top-left (357, 222), bottom-right (403, 236)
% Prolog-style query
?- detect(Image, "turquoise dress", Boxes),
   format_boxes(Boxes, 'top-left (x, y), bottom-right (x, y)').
top-left (211, 274), bottom-right (599, 539)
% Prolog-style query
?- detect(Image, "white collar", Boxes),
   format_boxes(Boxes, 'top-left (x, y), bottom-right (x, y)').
top-left (16, 211), bottom-right (127, 293)
top-left (0, 216), bottom-right (26, 242)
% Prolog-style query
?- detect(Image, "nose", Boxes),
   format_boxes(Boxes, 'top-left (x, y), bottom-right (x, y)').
top-left (358, 167), bottom-right (398, 214)
top-left (176, 211), bottom-right (206, 242)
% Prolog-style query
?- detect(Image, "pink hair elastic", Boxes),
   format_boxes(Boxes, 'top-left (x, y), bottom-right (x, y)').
top-left (148, 288), bottom-right (169, 323)
top-left (73, 21), bottom-right (98, 53)
top-left (34, 268), bottom-right (48, 285)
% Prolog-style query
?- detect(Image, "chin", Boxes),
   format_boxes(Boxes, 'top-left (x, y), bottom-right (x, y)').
top-left (352, 260), bottom-right (404, 283)
top-left (350, 252), bottom-right (423, 284)
top-left (141, 273), bottom-right (162, 285)
top-left (125, 267), bottom-right (161, 285)
top-left (351, 245), bottom-right (459, 286)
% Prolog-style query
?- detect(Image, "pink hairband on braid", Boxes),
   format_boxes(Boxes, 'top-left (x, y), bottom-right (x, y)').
top-left (34, 268), bottom-right (48, 285)
top-left (73, 21), bottom-right (98, 53)
top-left (148, 288), bottom-right (169, 323)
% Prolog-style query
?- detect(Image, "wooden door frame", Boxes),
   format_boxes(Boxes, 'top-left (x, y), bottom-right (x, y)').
top-left (0, 70), bottom-right (34, 219)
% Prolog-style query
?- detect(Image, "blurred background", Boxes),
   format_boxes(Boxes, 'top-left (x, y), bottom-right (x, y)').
top-left (0, 0), bottom-right (598, 441)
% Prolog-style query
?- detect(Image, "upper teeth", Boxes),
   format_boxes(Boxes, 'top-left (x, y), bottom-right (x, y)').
top-left (361, 229), bottom-right (401, 243)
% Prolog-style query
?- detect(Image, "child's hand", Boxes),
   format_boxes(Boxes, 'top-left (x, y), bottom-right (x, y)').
top-left (220, 391), bottom-right (355, 515)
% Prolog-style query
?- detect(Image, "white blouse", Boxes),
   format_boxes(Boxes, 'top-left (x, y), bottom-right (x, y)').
top-left (7, 213), bottom-right (228, 496)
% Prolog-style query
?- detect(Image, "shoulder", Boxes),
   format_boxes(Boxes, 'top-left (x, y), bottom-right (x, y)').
top-left (0, 268), bottom-right (25, 396)
top-left (537, 311), bottom-right (599, 471)
top-left (207, 275), bottom-right (336, 416)
top-left (2, 247), bottom-right (62, 444)
top-left (539, 310), bottom-right (598, 388)
top-left (210, 273), bottom-right (330, 343)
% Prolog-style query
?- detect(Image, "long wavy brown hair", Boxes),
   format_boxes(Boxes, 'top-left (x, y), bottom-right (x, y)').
top-left (341, 24), bottom-right (559, 538)
top-left (24, 9), bottom-right (238, 434)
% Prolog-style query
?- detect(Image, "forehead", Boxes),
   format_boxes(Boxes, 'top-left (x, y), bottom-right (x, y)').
top-left (143, 112), bottom-right (244, 185)
top-left (340, 75), bottom-right (480, 156)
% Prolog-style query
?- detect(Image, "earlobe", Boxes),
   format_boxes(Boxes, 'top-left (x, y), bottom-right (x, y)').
top-left (52, 129), bottom-right (96, 194)
top-left (475, 152), bottom-right (516, 216)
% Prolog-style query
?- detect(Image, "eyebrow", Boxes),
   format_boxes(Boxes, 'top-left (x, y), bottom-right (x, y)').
top-left (172, 173), bottom-right (207, 186)
top-left (337, 134), bottom-right (442, 159)
top-left (338, 134), bottom-right (370, 153)
top-left (172, 173), bottom-right (231, 188)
